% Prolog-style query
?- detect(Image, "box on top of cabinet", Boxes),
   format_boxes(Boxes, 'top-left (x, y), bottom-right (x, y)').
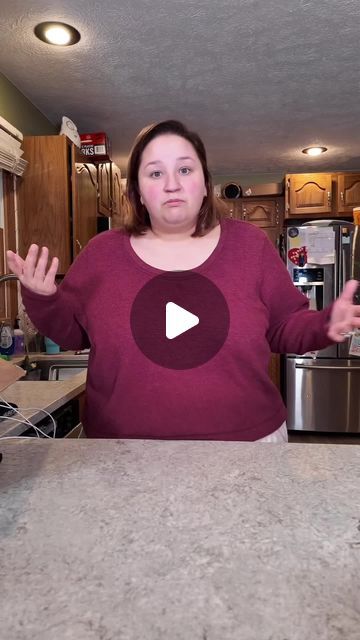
top-left (80, 132), bottom-right (111, 162)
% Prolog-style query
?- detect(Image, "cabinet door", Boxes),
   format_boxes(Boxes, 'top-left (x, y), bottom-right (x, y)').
top-left (17, 136), bottom-right (72, 272)
top-left (72, 162), bottom-right (98, 259)
top-left (242, 199), bottom-right (281, 227)
top-left (219, 199), bottom-right (243, 219)
top-left (18, 136), bottom-right (71, 273)
top-left (110, 163), bottom-right (123, 228)
top-left (97, 162), bottom-right (112, 216)
top-left (242, 198), bottom-right (283, 249)
top-left (285, 173), bottom-right (332, 217)
top-left (336, 173), bottom-right (360, 214)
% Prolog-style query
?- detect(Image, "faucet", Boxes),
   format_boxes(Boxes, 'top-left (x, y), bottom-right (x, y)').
top-left (0, 274), bottom-right (18, 284)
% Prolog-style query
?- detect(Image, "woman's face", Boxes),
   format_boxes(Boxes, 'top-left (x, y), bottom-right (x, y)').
top-left (138, 134), bottom-right (207, 233)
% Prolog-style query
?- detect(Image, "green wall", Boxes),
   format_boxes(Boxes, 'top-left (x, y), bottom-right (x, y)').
top-left (0, 73), bottom-right (57, 135)
top-left (213, 173), bottom-right (284, 187)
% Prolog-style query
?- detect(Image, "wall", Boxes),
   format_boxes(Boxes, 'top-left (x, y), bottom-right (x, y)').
top-left (0, 72), bottom-right (57, 135)
top-left (213, 173), bottom-right (284, 189)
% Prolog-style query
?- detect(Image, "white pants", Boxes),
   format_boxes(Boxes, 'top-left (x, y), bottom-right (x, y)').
top-left (257, 421), bottom-right (288, 443)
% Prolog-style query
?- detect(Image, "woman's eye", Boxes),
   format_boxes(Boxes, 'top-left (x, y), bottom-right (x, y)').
top-left (150, 170), bottom-right (162, 178)
top-left (179, 167), bottom-right (192, 175)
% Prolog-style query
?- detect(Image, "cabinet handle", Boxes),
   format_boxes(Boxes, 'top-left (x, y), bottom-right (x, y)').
top-left (76, 239), bottom-right (83, 251)
top-left (243, 207), bottom-right (246, 219)
top-left (340, 191), bottom-right (344, 203)
top-left (327, 191), bottom-right (331, 206)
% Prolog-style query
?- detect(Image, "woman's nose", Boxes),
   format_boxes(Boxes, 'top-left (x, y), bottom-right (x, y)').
top-left (164, 172), bottom-right (181, 191)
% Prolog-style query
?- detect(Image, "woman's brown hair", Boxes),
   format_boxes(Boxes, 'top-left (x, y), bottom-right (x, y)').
top-left (124, 120), bottom-right (221, 237)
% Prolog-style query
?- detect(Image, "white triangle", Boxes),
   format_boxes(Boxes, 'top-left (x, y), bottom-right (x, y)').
top-left (166, 302), bottom-right (199, 340)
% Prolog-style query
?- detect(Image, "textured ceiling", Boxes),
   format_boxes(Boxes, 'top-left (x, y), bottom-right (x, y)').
top-left (1, 0), bottom-right (360, 176)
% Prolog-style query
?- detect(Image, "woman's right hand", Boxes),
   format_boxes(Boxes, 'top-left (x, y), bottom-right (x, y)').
top-left (6, 245), bottom-right (59, 296)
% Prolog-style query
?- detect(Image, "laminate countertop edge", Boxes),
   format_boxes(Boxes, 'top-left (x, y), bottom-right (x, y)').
top-left (0, 370), bottom-right (87, 437)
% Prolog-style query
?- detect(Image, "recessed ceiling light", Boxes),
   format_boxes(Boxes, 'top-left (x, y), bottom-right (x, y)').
top-left (302, 146), bottom-right (328, 156)
top-left (34, 22), bottom-right (81, 46)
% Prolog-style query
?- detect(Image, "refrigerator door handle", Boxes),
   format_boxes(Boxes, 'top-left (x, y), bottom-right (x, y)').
top-left (295, 363), bottom-right (360, 371)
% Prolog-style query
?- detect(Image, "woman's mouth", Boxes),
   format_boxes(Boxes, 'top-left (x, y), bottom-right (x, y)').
top-left (164, 199), bottom-right (185, 206)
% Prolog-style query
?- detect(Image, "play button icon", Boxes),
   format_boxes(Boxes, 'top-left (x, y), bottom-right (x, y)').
top-left (166, 302), bottom-right (199, 339)
top-left (130, 272), bottom-right (230, 370)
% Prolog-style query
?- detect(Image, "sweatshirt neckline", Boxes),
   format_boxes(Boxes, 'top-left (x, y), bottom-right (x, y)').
top-left (124, 217), bottom-right (228, 277)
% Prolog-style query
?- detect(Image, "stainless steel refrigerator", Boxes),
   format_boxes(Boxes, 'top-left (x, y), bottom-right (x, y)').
top-left (284, 220), bottom-right (360, 433)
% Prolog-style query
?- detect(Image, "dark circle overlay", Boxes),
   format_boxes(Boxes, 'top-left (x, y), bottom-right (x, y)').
top-left (130, 272), bottom-right (230, 370)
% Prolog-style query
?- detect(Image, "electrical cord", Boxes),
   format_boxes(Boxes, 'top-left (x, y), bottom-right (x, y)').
top-left (0, 414), bottom-right (52, 438)
top-left (0, 397), bottom-right (85, 440)
top-left (3, 406), bottom-right (58, 438)
top-left (0, 396), bottom-right (57, 439)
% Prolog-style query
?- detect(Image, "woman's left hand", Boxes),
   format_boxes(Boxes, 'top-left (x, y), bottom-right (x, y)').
top-left (328, 279), bottom-right (360, 341)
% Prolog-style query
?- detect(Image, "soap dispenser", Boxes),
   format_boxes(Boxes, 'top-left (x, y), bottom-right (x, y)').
top-left (0, 321), bottom-right (15, 356)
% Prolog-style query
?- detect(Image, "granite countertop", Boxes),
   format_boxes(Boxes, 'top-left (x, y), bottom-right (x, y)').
top-left (0, 370), bottom-right (86, 437)
top-left (1, 439), bottom-right (360, 640)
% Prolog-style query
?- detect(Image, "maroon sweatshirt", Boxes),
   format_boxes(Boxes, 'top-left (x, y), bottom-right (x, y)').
top-left (21, 218), bottom-right (332, 440)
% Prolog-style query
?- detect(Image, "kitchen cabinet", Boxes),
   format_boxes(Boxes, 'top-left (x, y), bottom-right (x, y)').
top-left (336, 172), bottom-right (360, 214)
top-left (285, 172), bottom-right (360, 218)
top-left (220, 199), bottom-right (243, 220)
top-left (73, 160), bottom-right (98, 260)
top-left (97, 162), bottom-right (112, 216)
top-left (111, 163), bottom-right (122, 219)
top-left (110, 163), bottom-right (125, 229)
top-left (17, 136), bottom-right (99, 273)
top-left (285, 173), bottom-right (333, 217)
top-left (242, 198), bottom-right (283, 246)
top-left (220, 196), bottom-right (284, 246)
top-left (110, 163), bottom-right (131, 230)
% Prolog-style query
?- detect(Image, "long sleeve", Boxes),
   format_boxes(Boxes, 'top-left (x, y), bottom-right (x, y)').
top-left (259, 235), bottom-right (334, 354)
top-left (20, 247), bottom-right (90, 350)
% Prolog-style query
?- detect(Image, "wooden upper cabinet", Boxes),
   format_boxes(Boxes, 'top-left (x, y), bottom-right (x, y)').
top-left (336, 173), bottom-right (360, 214)
top-left (111, 163), bottom-right (123, 227)
top-left (72, 161), bottom-right (98, 259)
top-left (17, 136), bottom-right (72, 272)
top-left (17, 137), bottom-right (100, 274)
top-left (285, 173), bottom-right (333, 217)
top-left (242, 198), bottom-right (283, 228)
top-left (219, 196), bottom-right (284, 248)
top-left (97, 162), bottom-right (112, 216)
top-left (219, 199), bottom-right (243, 219)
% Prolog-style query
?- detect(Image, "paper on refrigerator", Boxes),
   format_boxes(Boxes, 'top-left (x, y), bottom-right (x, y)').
top-left (301, 227), bottom-right (335, 264)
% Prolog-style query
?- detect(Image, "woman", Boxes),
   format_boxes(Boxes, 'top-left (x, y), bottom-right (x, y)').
top-left (7, 120), bottom-right (360, 441)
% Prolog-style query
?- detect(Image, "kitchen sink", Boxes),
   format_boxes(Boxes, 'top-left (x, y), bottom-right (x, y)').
top-left (19, 356), bottom-right (88, 381)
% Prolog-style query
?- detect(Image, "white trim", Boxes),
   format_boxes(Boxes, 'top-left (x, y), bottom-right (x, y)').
top-left (0, 115), bottom-right (23, 142)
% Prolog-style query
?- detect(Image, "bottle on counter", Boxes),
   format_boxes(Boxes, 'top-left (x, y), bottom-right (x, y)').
top-left (0, 321), bottom-right (15, 356)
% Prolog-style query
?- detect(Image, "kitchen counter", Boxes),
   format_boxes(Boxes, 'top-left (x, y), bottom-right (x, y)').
top-left (1, 439), bottom-right (359, 639)
top-left (0, 370), bottom-right (86, 437)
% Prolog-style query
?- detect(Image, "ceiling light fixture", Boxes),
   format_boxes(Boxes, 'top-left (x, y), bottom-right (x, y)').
top-left (34, 22), bottom-right (81, 46)
top-left (302, 146), bottom-right (328, 156)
